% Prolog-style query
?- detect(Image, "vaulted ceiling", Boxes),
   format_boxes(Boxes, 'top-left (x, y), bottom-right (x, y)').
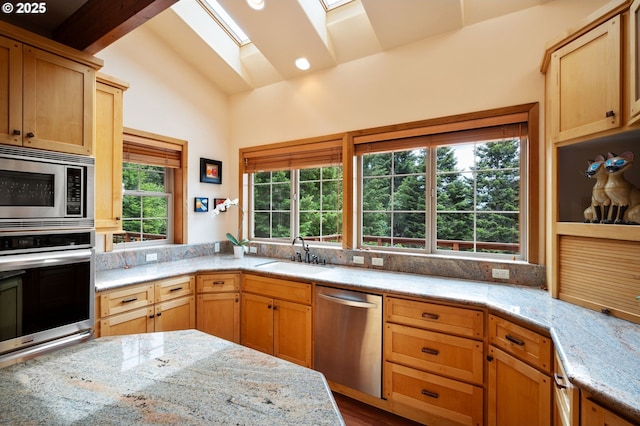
top-left (0, 0), bottom-right (553, 95)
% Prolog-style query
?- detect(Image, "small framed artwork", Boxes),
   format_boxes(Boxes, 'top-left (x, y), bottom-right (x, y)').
top-left (194, 197), bottom-right (209, 212)
top-left (214, 198), bottom-right (227, 212)
top-left (200, 158), bottom-right (222, 184)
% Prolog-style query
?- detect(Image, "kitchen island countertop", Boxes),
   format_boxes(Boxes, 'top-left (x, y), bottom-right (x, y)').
top-left (0, 329), bottom-right (343, 425)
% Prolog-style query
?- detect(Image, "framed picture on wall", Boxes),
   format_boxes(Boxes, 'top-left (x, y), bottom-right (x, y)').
top-left (214, 198), bottom-right (227, 212)
top-left (194, 197), bottom-right (209, 212)
top-left (200, 158), bottom-right (222, 184)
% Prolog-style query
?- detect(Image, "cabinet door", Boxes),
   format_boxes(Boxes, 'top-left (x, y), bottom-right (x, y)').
top-left (95, 80), bottom-right (124, 231)
top-left (197, 293), bottom-right (240, 343)
top-left (487, 346), bottom-right (551, 426)
top-left (241, 293), bottom-right (274, 355)
top-left (100, 306), bottom-right (154, 337)
top-left (549, 15), bottom-right (621, 142)
top-left (630, 0), bottom-right (640, 121)
top-left (273, 299), bottom-right (312, 367)
top-left (582, 393), bottom-right (635, 426)
top-left (0, 36), bottom-right (22, 146)
top-left (22, 46), bottom-right (94, 155)
top-left (154, 296), bottom-right (195, 332)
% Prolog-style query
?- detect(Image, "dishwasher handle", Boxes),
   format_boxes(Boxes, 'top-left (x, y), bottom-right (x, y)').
top-left (318, 292), bottom-right (378, 309)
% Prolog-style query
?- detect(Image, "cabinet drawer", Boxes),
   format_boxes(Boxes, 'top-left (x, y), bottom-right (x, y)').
top-left (242, 274), bottom-right (311, 304)
top-left (385, 297), bottom-right (484, 339)
top-left (554, 351), bottom-right (579, 426)
top-left (99, 284), bottom-right (154, 317)
top-left (384, 361), bottom-right (483, 426)
top-left (489, 314), bottom-right (552, 374)
top-left (99, 306), bottom-right (154, 337)
top-left (385, 323), bottom-right (483, 385)
top-left (197, 273), bottom-right (239, 293)
top-left (155, 275), bottom-right (195, 302)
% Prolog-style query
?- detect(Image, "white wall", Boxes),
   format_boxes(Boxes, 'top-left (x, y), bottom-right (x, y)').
top-left (96, 0), bottom-right (608, 247)
top-left (97, 26), bottom-right (236, 245)
top-left (228, 0), bottom-right (609, 149)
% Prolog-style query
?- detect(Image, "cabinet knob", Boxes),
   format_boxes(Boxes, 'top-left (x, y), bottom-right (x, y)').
top-left (605, 110), bottom-right (615, 118)
top-left (26, 132), bottom-right (35, 138)
top-left (12, 130), bottom-right (20, 136)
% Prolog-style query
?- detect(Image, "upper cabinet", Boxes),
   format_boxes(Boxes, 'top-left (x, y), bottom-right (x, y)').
top-left (95, 74), bottom-right (128, 233)
top-left (547, 15), bottom-right (621, 143)
top-left (630, 0), bottom-right (640, 121)
top-left (0, 23), bottom-right (102, 155)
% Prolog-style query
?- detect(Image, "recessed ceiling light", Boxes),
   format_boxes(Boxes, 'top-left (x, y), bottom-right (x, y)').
top-left (295, 57), bottom-right (310, 71)
top-left (247, 0), bottom-right (264, 10)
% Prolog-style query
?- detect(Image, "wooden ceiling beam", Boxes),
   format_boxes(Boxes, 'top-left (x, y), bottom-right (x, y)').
top-left (53, 0), bottom-right (178, 55)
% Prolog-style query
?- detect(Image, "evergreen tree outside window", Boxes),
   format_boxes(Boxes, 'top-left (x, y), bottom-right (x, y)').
top-left (252, 166), bottom-right (343, 243)
top-left (116, 162), bottom-right (172, 245)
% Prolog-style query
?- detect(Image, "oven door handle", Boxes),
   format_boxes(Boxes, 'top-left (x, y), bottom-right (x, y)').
top-left (0, 249), bottom-right (93, 271)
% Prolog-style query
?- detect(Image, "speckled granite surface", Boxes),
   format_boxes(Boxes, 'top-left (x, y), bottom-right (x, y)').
top-left (0, 329), bottom-right (343, 425)
top-left (96, 255), bottom-right (640, 423)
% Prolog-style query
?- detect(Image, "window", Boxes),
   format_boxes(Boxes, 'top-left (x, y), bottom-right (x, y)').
top-left (357, 122), bottom-right (528, 259)
top-left (113, 129), bottom-right (188, 248)
top-left (241, 104), bottom-right (539, 262)
top-left (120, 163), bottom-right (172, 245)
top-left (252, 166), bottom-right (343, 243)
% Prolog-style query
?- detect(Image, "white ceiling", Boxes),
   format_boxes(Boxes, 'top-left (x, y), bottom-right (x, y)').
top-left (142, 0), bottom-right (553, 95)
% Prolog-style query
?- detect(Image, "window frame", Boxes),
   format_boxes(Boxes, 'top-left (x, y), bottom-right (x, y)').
top-left (239, 103), bottom-right (540, 263)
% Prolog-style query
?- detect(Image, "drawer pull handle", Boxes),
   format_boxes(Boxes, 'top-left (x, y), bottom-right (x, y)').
top-left (421, 312), bottom-right (439, 320)
top-left (605, 110), bottom-right (615, 118)
top-left (421, 347), bottom-right (439, 356)
top-left (213, 281), bottom-right (225, 285)
top-left (122, 297), bottom-right (138, 304)
top-left (169, 286), bottom-right (183, 292)
top-left (505, 334), bottom-right (525, 346)
top-left (554, 373), bottom-right (567, 389)
top-left (421, 390), bottom-right (439, 399)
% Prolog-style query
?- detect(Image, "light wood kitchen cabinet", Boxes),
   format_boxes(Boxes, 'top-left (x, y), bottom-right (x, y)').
top-left (582, 392), bottom-right (636, 426)
top-left (0, 29), bottom-right (100, 155)
top-left (546, 14), bottom-right (622, 143)
top-left (95, 74), bottom-right (128, 233)
top-left (554, 350), bottom-right (580, 426)
top-left (487, 314), bottom-right (552, 426)
top-left (629, 0), bottom-right (640, 122)
top-left (241, 274), bottom-right (312, 367)
top-left (196, 273), bottom-right (240, 343)
top-left (383, 296), bottom-right (484, 426)
top-left (97, 275), bottom-right (195, 337)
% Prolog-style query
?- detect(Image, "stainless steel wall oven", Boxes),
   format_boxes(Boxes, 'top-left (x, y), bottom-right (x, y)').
top-left (0, 230), bottom-right (95, 368)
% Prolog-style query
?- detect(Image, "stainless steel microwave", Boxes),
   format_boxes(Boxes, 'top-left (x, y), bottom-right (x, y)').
top-left (0, 146), bottom-right (94, 230)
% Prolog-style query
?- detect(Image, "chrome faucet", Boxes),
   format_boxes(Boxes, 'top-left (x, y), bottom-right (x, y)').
top-left (292, 236), bottom-right (310, 263)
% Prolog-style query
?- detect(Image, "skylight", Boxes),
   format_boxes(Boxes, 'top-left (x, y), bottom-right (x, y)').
top-left (320, 0), bottom-right (354, 11)
top-left (199, 0), bottom-right (250, 45)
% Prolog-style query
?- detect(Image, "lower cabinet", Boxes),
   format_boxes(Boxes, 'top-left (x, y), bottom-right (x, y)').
top-left (487, 314), bottom-right (552, 426)
top-left (196, 273), bottom-right (240, 343)
top-left (96, 275), bottom-right (195, 337)
top-left (554, 350), bottom-right (579, 426)
top-left (241, 274), bottom-right (312, 367)
top-left (383, 296), bottom-right (484, 426)
top-left (582, 391), bottom-right (636, 426)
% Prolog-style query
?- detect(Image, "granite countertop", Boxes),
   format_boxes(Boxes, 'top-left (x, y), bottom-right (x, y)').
top-left (96, 255), bottom-right (640, 423)
top-left (0, 329), bottom-right (344, 425)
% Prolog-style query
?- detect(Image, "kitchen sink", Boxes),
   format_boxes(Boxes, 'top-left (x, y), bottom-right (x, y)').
top-left (255, 260), bottom-right (333, 274)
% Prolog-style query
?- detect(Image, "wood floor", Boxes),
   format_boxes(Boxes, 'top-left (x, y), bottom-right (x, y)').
top-left (332, 393), bottom-right (423, 426)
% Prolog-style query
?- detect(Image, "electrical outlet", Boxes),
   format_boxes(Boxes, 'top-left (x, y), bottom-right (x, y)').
top-left (249, 246), bottom-right (257, 253)
top-left (214, 242), bottom-right (220, 253)
top-left (492, 268), bottom-right (510, 279)
top-left (372, 258), bottom-right (384, 266)
top-left (146, 253), bottom-right (158, 262)
top-left (353, 256), bottom-right (365, 265)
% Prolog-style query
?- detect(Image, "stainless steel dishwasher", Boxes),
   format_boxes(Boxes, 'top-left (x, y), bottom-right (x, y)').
top-left (314, 286), bottom-right (382, 398)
